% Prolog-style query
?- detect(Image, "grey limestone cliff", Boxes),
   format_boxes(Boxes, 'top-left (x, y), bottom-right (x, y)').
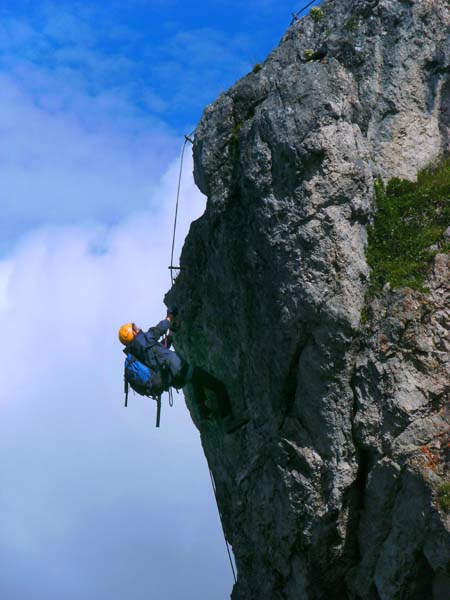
top-left (167, 0), bottom-right (450, 598)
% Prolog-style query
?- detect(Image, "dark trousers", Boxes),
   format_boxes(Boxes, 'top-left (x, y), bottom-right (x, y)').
top-left (191, 367), bottom-right (232, 418)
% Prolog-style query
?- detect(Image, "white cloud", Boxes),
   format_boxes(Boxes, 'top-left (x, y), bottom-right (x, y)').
top-left (0, 4), bottom-right (237, 597)
top-left (0, 152), bottom-right (235, 599)
top-left (0, 5), bottom-right (177, 251)
top-left (0, 71), bottom-right (177, 251)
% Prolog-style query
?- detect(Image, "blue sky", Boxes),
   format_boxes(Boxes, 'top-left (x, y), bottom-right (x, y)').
top-left (0, 1), bottom-right (320, 599)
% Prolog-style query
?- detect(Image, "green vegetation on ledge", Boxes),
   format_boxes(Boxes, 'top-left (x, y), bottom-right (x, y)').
top-left (310, 7), bottom-right (324, 22)
top-left (437, 482), bottom-right (450, 512)
top-left (367, 159), bottom-right (450, 293)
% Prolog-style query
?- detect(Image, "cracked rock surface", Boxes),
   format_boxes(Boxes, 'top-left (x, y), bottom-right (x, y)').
top-left (167, 0), bottom-right (450, 597)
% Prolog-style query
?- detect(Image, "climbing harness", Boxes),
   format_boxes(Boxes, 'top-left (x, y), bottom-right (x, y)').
top-left (291, 0), bottom-right (320, 24)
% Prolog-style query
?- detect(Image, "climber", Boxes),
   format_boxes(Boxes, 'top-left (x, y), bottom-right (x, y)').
top-left (118, 307), bottom-right (248, 434)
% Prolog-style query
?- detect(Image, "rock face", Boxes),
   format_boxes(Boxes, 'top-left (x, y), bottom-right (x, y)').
top-left (167, 0), bottom-right (450, 598)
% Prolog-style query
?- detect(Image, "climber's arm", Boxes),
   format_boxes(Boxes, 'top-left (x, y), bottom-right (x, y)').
top-left (148, 318), bottom-right (171, 340)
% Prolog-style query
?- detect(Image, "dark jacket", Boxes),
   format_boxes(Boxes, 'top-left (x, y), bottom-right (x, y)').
top-left (124, 319), bottom-right (189, 390)
top-left (125, 319), bottom-right (170, 369)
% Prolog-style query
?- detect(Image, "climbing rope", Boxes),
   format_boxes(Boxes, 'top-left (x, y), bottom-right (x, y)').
top-left (208, 467), bottom-right (238, 584)
top-left (291, 0), bottom-right (320, 24)
top-left (163, 132), bottom-right (195, 418)
top-left (169, 131), bottom-right (195, 286)
top-left (168, 132), bottom-right (238, 585)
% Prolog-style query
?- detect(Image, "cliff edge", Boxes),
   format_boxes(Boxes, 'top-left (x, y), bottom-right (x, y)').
top-left (167, 0), bottom-right (450, 597)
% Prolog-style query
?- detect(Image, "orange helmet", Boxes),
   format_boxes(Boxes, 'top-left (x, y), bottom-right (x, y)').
top-left (118, 323), bottom-right (135, 345)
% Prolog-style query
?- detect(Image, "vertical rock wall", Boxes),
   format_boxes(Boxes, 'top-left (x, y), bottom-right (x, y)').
top-left (167, 1), bottom-right (450, 597)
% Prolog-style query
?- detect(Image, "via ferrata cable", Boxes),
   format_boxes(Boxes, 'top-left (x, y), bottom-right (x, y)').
top-left (169, 132), bottom-right (238, 586)
top-left (209, 467), bottom-right (238, 584)
top-left (170, 132), bottom-right (195, 286)
top-left (291, 0), bottom-right (320, 24)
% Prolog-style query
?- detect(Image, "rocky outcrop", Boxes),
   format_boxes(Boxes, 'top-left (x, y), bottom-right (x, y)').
top-left (351, 254), bottom-right (450, 599)
top-left (167, 0), bottom-right (450, 598)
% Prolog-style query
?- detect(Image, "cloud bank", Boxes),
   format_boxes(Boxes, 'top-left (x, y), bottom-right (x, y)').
top-left (0, 4), bottom-right (235, 594)
top-left (0, 152), bottom-right (236, 600)
top-left (0, 70), bottom-right (178, 253)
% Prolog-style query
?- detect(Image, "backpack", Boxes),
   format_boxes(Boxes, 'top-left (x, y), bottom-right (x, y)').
top-left (123, 353), bottom-right (169, 427)
top-left (124, 352), bottom-right (166, 399)
top-left (124, 354), bottom-right (154, 396)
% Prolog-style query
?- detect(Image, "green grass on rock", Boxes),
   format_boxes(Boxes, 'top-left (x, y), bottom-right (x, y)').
top-left (437, 482), bottom-right (450, 512)
top-left (367, 159), bottom-right (450, 294)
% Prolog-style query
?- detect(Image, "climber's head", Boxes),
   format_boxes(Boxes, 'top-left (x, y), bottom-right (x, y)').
top-left (118, 323), bottom-right (141, 345)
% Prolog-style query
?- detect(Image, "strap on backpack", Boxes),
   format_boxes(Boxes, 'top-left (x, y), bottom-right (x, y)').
top-left (156, 395), bottom-right (161, 427)
top-left (123, 353), bottom-right (174, 428)
top-left (124, 353), bottom-right (137, 408)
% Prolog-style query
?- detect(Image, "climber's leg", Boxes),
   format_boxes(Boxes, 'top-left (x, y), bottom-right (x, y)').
top-left (191, 367), bottom-right (232, 418)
